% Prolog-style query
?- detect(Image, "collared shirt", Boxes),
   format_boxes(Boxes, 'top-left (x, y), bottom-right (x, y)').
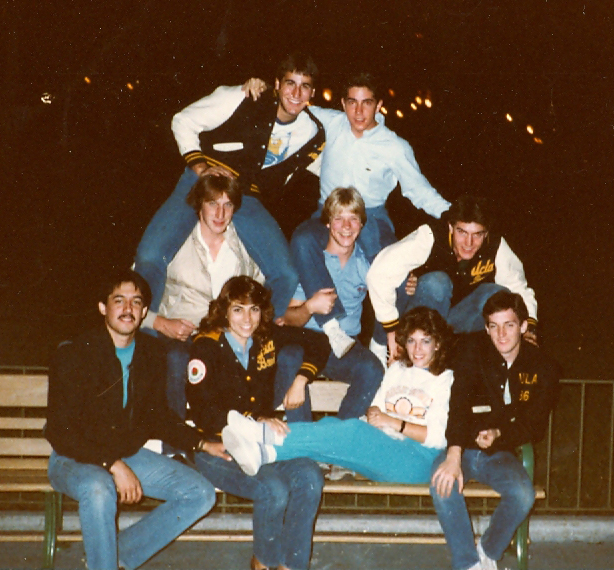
top-left (224, 331), bottom-right (253, 370)
top-left (294, 243), bottom-right (370, 337)
top-left (309, 106), bottom-right (450, 216)
top-left (195, 228), bottom-right (238, 299)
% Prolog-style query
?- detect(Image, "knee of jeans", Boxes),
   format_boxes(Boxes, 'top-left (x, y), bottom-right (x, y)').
top-left (291, 458), bottom-right (325, 496)
top-left (417, 271), bottom-right (453, 299)
top-left (290, 220), bottom-right (328, 252)
top-left (81, 477), bottom-right (118, 514)
top-left (256, 477), bottom-right (291, 511)
top-left (508, 477), bottom-right (536, 515)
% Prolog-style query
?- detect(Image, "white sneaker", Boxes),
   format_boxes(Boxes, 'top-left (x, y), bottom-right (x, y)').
top-left (323, 319), bottom-right (355, 359)
top-left (477, 539), bottom-right (498, 570)
top-left (369, 339), bottom-right (388, 368)
top-left (226, 410), bottom-right (285, 446)
top-left (222, 426), bottom-right (276, 476)
top-left (466, 562), bottom-right (482, 570)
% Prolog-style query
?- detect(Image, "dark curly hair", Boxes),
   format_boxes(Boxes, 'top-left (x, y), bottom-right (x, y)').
top-left (199, 276), bottom-right (274, 344)
top-left (394, 307), bottom-right (454, 375)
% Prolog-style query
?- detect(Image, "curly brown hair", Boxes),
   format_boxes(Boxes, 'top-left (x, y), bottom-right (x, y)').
top-left (394, 307), bottom-right (454, 375)
top-left (198, 276), bottom-right (274, 344)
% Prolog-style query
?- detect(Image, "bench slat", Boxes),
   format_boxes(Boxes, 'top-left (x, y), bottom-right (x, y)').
top-left (0, 418), bottom-right (46, 430)
top-left (0, 458), bottom-right (49, 470)
top-left (0, 438), bottom-right (52, 457)
top-left (0, 376), bottom-right (48, 407)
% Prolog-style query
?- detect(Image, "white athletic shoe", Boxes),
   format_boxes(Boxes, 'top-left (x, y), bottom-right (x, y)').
top-left (323, 319), bottom-right (355, 359)
top-left (222, 426), bottom-right (274, 476)
top-left (226, 410), bottom-right (285, 446)
top-left (477, 539), bottom-right (498, 570)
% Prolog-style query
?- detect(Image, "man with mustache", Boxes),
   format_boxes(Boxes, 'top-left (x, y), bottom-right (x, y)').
top-left (45, 269), bottom-right (216, 570)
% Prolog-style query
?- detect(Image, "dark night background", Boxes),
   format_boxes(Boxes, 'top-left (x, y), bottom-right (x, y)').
top-left (1, 0), bottom-right (613, 378)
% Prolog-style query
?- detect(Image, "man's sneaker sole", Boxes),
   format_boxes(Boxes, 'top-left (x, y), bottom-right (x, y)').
top-left (222, 426), bottom-right (263, 476)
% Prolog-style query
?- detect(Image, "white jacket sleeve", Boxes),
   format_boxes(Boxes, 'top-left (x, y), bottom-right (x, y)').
top-left (494, 238), bottom-right (538, 322)
top-left (171, 85), bottom-right (246, 156)
top-left (366, 224), bottom-right (435, 325)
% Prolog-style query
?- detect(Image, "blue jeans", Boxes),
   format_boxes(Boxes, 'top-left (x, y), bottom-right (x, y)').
top-left (160, 337), bottom-right (191, 456)
top-left (290, 206), bottom-right (396, 327)
top-left (276, 417), bottom-right (440, 483)
top-left (232, 194), bottom-right (299, 319)
top-left (48, 448), bottom-right (215, 570)
top-left (275, 343), bottom-right (384, 422)
top-left (134, 168), bottom-right (298, 321)
top-left (134, 168), bottom-right (199, 323)
top-left (430, 449), bottom-right (535, 570)
top-left (398, 271), bottom-right (508, 333)
top-left (194, 452), bottom-right (323, 570)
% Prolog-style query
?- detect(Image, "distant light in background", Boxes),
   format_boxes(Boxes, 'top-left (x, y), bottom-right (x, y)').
top-left (322, 88), bottom-right (332, 102)
top-left (415, 33), bottom-right (423, 39)
top-left (388, 88), bottom-right (395, 97)
top-left (126, 83), bottom-right (134, 90)
top-left (40, 93), bottom-right (54, 104)
top-left (527, 125), bottom-right (534, 134)
top-left (425, 98), bottom-right (432, 108)
top-left (84, 77), bottom-right (91, 85)
top-left (533, 137), bottom-right (543, 144)
top-left (410, 103), bottom-right (417, 111)
top-left (415, 96), bottom-right (422, 105)
top-left (506, 113), bottom-right (513, 122)
top-left (381, 106), bottom-right (388, 115)
top-left (396, 110), bottom-right (404, 118)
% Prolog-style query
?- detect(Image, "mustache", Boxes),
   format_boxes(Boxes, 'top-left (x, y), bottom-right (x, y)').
top-left (119, 313), bottom-right (136, 321)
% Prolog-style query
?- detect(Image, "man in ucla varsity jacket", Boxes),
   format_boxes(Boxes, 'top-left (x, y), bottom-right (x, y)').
top-left (45, 270), bottom-right (215, 570)
top-left (134, 52), bottom-right (325, 322)
top-left (367, 194), bottom-right (538, 359)
top-left (430, 291), bottom-right (559, 570)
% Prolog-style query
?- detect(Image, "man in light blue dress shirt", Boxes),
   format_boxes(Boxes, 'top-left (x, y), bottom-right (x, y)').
top-left (291, 73), bottom-right (451, 359)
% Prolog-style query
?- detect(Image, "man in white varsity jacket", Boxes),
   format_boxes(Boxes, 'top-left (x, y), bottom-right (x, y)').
top-left (134, 52), bottom-right (325, 325)
top-left (366, 195), bottom-right (538, 360)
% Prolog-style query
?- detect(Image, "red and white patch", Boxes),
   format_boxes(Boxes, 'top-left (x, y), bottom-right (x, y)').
top-left (188, 359), bottom-right (207, 384)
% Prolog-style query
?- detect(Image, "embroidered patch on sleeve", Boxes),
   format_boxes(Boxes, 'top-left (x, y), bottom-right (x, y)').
top-left (188, 359), bottom-right (207, 384)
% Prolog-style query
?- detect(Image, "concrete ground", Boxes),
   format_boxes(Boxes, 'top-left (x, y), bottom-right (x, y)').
top-left (2, 540), bottom-right (614, 570)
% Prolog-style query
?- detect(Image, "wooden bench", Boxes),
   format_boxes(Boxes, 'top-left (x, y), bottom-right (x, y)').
top-left (0, 374), bottom-right (545, 569)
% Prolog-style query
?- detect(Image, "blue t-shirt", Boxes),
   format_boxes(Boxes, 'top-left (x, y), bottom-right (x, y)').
top-left (115, 341), bottom-right (136, 408)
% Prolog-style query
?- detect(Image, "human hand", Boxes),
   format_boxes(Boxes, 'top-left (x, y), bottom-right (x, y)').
top-left (405, 273), bottom-right (418, 295)
top-left (305, 288), bottom-right (337, 315)
top-left (154, 316), bottom-right (196, 341)
top-left (190, 163), bottom-right (235, 178)
top-left (242, 78), bottom-right (268, 100)
top-left (431, 447), bottom-right (463, 498)
top-left (110, 460), bottom-right (143, 504)
top-left (283, 375), bottom-right (308, 410)
top-left (386, 331), bottom-right (399, 365)
top-left (523, 330), bottom-right (538, 347)
top-left (259, 417), bottom-right (290, 437)
top-left (201, 441), bottom-right (232, 461)
top-left (475, 428), bottom-right (501, 449)
top-left (366, 406), bottom-right (394, 431)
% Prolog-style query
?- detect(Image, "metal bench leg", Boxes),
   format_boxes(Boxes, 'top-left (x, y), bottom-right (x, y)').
top-left (43, 491), bottom-right (61, 569)
top-left (515, 517), bottom-right (529, 570)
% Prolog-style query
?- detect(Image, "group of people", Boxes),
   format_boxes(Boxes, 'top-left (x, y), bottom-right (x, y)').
top-left (45, 52), bottom-right (560, 570)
